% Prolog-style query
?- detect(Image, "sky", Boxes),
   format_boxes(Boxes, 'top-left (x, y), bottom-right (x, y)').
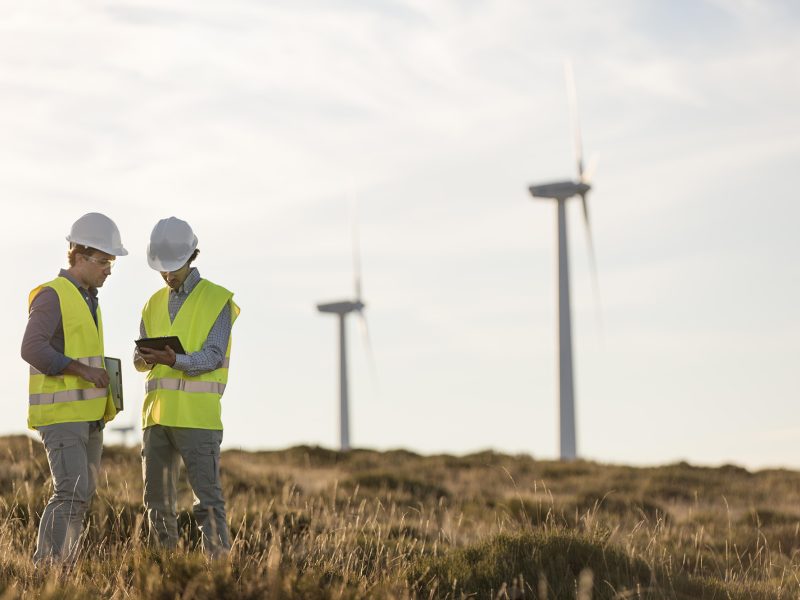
top-left (1, 0), bottom-right (798, 469)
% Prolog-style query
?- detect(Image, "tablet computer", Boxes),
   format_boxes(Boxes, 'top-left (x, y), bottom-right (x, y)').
top-left (105, 356), bottom-right (123, 411)
top-left (135, 336), bottom-right (186, 354)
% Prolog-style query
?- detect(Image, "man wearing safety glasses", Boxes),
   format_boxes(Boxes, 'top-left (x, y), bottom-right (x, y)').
top-left (133, 217), bottom-right (239, 557)
top-left (21, 212), bottom-right (127, 564)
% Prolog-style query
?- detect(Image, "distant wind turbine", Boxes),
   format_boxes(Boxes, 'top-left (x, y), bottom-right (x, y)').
top-left (528, 61), bottom-right (599, 461)
top-left (316, 197), bottom-right (376, 451)
top-left (109, 423), bottom-right (136, 447)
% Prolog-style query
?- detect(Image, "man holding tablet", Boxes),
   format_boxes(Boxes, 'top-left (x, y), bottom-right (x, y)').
top-left (134, 217), bottom-right (240, 556)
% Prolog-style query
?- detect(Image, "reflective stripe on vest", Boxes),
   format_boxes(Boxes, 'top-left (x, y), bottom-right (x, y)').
top-left (145, 379), bottom-right (226, 395)
top-left (29, 355), bottom-right (104, 376)
top-left (30, 386), bottom-right (109, 406)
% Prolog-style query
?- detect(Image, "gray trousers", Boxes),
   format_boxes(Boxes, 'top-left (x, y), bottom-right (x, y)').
top-left (34, 421), bottom-right (103, 564)
top-left (142, 426), bottom-right (230, 555)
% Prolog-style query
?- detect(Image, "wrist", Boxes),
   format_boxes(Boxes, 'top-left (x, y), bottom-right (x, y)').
top-left (72, 360), bottom-right (88, 377)
top-left (172, 353), bottom-right (190, 371)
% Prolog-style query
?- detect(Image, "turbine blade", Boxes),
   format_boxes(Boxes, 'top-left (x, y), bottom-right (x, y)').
top-left (582, 154), bottom-right (598, 184)
top-left (349, 190), bottom-right (362, 301)
top-left (564, 59), bottom-right (583, 179)
top-left (357, 311), bottom-right (380, 400)
top-left (580, 193), bottom-right (604, 339)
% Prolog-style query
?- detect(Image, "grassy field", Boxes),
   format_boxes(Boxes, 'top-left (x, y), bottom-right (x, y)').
top-left (0, 435), bottom-right (799, 598)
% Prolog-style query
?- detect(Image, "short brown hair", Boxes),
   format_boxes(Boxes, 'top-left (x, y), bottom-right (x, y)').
top-left (67, 244), bottom-right (95, 267)
top-left (187, 248), bottom-right (200, 266)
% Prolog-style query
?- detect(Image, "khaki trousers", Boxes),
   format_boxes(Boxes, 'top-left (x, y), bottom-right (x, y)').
top-left (142, 425), bottom-right (230, 555)
top-left (34, 421), bottom-right (103, 565)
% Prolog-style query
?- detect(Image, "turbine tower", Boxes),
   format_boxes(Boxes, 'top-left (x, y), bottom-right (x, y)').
top-left (528, 62), bottom-right (599, 461)
top-left (317, 198), bottom-right (375, 451)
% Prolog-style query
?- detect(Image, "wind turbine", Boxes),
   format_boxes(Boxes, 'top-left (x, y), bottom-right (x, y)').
top-left (109, 423), bottom-right (136, 446)
top-left (316, 198), bottom-right (375, 451)
top-left (528, 62), bottom-right (599, 461)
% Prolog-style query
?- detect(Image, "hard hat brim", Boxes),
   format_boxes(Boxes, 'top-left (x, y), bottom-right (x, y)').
top-left (147, 254), bottom-right (190, 272)
top-left (66, 235), bottom-right (129, 256)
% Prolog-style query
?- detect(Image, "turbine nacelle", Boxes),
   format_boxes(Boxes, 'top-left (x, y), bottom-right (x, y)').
top-left (317, 300), bottom-right (365, 315)
top-left (528, 180), bottom-right (591, 201)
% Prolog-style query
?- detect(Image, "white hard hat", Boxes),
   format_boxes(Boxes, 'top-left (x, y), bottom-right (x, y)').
top-left (66, 212), bottom-right (128, 256)
top-left (147, 217), bottom-right (198, 272)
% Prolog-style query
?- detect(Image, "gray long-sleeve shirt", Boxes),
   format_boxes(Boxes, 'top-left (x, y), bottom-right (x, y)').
top-left (134, 268), bottom-right (232, 377)
top-left (21, 270), bottom-right (99, 375)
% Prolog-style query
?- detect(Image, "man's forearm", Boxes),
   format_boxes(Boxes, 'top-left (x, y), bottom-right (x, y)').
top-left (22, 344), bottom-right (71, 375)
top-left (62, 360), bottom-right (91, 379)
top-left (62, 360), bottom-right (110, 387)
top-left (173, 347), bottom-right (226, 376)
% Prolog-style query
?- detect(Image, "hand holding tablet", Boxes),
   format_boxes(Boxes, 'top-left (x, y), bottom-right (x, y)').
top-left (136, 336), bottom-right (186, 367)
top-left (135, 336), bottom-right (186, 354)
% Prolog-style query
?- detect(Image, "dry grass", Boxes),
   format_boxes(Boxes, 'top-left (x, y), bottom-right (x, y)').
top-left (0, 436), bottom-right (799, 598)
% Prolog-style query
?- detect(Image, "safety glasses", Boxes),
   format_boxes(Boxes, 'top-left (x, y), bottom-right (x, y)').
top-left (84, 255), bottom-right (116, 269)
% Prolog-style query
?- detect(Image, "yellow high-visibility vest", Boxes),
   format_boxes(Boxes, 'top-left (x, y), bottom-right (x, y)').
top-left (141, 279), bottom-right (239, 430)
top-left (27, 277), bottom-right (117, 429)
